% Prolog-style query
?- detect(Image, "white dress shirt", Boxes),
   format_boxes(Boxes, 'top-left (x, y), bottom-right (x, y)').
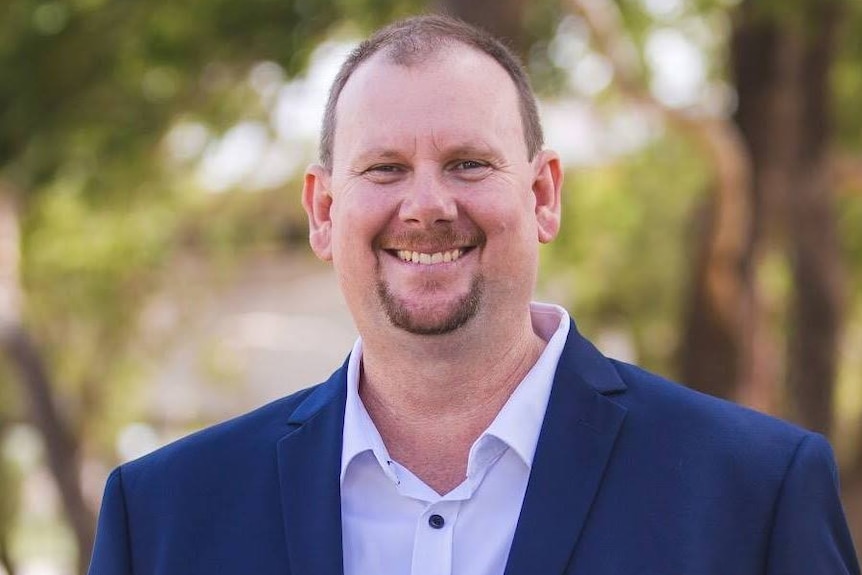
top-left (341, 302), bottom-right (570, 575)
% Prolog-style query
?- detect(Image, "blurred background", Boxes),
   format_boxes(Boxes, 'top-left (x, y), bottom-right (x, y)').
top-left (2, 0), bottom-right (862, 572)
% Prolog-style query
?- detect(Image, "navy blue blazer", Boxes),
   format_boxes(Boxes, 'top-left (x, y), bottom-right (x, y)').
top-left (88, 322), bottom-right (860, 574)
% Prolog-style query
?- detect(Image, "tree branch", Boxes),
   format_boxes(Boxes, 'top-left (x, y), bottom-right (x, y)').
top-left (0, 539), bottom-right (15, 575)
top-left (565, 0), bottom-right (781, 408)
top-left (565, 0), bottom-right (753, 329)
top-left (0, 185), bottom-right (95, 574)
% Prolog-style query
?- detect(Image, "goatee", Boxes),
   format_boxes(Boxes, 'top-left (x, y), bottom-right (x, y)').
top-left (376, 276), bottom-right (483, 335)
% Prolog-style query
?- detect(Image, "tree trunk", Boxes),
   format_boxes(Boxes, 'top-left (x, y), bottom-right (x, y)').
top-left (784, 0), bottom-right (845, 436)
top-left (560, 0), bottom-right (754, 405)
top-left (724, 2), bottom-right (799, 413)
top-left (0, 190), bottom-right (95, 574)
top-left (1, 327), bottom-right (96, 573)
top-left (729, 0), bottom-right (845, 433)
top-left (679, 193), bottom-right (746, 400)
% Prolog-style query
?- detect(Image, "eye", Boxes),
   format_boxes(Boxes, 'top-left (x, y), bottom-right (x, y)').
top-left (363, 164), bottom-right (405, 182)
top-left (366, 164), bottom-right (402, 173)
top-left (453, 160), bottom-right (487, 171)
top-left (449, 159), bottom-right (492, 181)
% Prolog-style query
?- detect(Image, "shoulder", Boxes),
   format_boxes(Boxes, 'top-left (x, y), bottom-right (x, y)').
top-left (607, 359), bottom-right (816, 474)
top-left (611, 359), bottom-right (805, 433)
top-left (118, 381), bottom-right (328, 491)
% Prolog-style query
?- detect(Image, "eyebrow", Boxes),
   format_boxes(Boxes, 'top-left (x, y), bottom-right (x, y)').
top-left (352, 141), bottom-right (502, 165)
top-left (444, 143), bottom-right (500, 158)
top-left (354, 148), bottom-right (405, 164)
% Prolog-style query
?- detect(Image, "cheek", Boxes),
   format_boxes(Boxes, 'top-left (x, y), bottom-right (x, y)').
top-left (471, 199), bottom-right (538, 240)
top-left (470, 199), bottom-right (540, 274)
top-left (464, 177), bottom-right (537, 232)
top-left (328, 195), bottom-right (394, 263)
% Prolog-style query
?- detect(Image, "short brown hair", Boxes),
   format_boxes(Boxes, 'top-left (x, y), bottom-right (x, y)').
top-left (319, 14), bottom-right (544, 169)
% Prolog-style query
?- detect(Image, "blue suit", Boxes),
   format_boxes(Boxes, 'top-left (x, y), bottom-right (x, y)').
top-left (88, 321), bottom-right (859, 574)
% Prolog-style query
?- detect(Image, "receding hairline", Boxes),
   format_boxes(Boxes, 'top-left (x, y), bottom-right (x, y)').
top-left (347, 38), bottom-right (483, 80)
top-left (335, 41), bottom-right (523, 125)
top-left (375, 32), bottom-right (483, 67)
top-left (319, 15), bottom-right (544, 169)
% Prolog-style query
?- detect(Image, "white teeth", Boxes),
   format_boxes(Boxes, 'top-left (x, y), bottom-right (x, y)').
top-left (396, 249), bottom-right (463, 265)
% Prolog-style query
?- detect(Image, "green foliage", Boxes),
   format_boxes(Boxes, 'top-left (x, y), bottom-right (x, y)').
top-left (18, 181), bottom-right (182, 448)
top-left (543, 129), bottom-right (710, 376)
top-left (334, 0), bottom-right (425, 30)
top-left (0, 0), bottom-right (428, 319)
top-left (516, 0), bottom-right (572, 89)
top-left (3, 0), bottom-right (862, 564)
top-left (833, 3), bottom-right (862, 152)
top-left (0, 367), bottom-right (22, 556)
top-left (0, 447), bottom-right (21, 562)
top-left (178, 185), bottom-right (308, 259)
top-left (617, 0), bottom-right (658, 41)
top-left (0, 0), bottom-right (412, 412)
top-left (839, 193), bottom-right (862, 308)
top-left (0, 0), bottom-right (420, 196)
top-left (0, 373), bottom-right (22, 554)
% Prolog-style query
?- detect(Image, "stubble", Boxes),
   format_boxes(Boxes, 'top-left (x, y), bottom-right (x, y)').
top-left (376, 275), bottom-right (484, 335)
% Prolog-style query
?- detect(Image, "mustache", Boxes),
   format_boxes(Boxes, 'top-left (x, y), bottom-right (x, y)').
top-left (375, 228), bottom-right (486, 250)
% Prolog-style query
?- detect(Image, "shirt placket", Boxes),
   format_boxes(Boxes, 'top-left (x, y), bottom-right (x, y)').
top-left (410, 500), bottom-right (462, 575)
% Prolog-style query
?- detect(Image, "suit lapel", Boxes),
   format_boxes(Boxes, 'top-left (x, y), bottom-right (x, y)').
top-left (504, 324), bottom-right (628, 575)
top-left (277, 366), bottom-right (348, 575)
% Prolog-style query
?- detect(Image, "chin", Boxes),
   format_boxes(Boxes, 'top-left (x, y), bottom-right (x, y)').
top-left (376, 276), bottom-right (484, 335)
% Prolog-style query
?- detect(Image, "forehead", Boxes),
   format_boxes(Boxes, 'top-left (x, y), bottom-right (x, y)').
top-left (332, 44), bottom-right (525, 162)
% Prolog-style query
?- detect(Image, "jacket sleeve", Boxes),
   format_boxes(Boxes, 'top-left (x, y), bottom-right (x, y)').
top-left (767, 433), bottom-right (860, 575)
top-left (87, 467), bottom-right (133, 575)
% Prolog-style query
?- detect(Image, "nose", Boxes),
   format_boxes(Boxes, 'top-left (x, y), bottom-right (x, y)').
top-left (398, 170), bottom-right (457, 226)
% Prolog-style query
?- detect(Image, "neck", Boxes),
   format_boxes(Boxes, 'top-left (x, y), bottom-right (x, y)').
top-left (358, 312), bottom-right (546, 493)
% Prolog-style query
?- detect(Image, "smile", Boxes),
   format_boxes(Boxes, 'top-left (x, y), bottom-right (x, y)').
top-left (395, 249), bottom-right (464, 265)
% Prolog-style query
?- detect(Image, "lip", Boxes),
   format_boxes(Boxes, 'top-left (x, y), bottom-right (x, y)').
top-left (376, 230), bottom-right (484, 256)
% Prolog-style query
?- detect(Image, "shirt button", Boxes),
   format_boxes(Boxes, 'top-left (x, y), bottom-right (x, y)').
top-left (428, 514), bottom-right (445, 529)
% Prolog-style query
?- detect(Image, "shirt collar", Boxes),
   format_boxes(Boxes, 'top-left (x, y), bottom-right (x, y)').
top-left (476, 302), bottom-right (569, 469)
top-left (341, 337), bottom-right (400, 484)
top-left (340, 302), bottom-right (570, 485)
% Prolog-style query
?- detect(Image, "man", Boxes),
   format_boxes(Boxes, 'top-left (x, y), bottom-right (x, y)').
top-left (88, 15), bottom-right (859, 575)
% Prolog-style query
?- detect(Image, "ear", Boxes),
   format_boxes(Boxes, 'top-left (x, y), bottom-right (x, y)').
top-left (531, 150), bottom-right (563, 243)
top-left (302, 164), bottom-right (334, 261)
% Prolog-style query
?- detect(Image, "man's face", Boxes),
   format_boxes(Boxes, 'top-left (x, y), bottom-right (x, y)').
top-left (303, 45), bottom-right (561, 338)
